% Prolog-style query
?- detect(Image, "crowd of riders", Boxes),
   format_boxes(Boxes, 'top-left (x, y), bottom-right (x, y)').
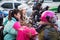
top-left (0, 1), bottom-right (60, 40)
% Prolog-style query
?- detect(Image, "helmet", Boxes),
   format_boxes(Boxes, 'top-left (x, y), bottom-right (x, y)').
top-left (41, 11), bottom-right (56, 23)
top-left (18, 4), bottom-right (29, 10)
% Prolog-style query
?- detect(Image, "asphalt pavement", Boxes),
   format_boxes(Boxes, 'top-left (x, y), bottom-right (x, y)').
top-left (56, 13), bottom-right (60, 19)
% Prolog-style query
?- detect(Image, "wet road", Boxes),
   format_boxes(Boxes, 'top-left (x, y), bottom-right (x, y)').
top-left (57, 13), bottom-right (60, 19)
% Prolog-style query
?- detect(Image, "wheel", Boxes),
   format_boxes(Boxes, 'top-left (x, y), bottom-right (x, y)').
top-left (58, 5), bottom-right (60, 13)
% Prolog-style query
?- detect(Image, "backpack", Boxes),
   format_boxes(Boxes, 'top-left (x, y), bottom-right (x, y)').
top-left (36, 24), bottom-right (58, 40)
top-left (44, 25), bottom-right (58, 40)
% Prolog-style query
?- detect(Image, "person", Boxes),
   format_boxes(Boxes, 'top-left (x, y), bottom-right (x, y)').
top-left (36, 11), bottom-right (58, 40)
top-left (3, 9), bottom-right (21, 40)
top-left (31, 10), bottom-right (39, 24)
top-left (0, 14), bottom-right (3, 40)
top-left (27, 2), bottom-right (33, 17)
top-left (13, 5), bottom-right (38, 40)
top-left (18, 4), bottom-right (31, 23)
top-left (13, 22), bottom-right (38, 40)
top-left (33, 3), bottom-right (42, 12)
top-left (32, 3), bottom-right (42, 23)
top-left (39, 6), bottom-right (49, 14)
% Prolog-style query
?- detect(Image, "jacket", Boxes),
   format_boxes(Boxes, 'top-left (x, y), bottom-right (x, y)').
top-left (3, 17), bottom-right (17, 40)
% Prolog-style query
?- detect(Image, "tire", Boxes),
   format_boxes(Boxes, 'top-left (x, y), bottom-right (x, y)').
top-left (58, 5), bottom-right (60, 13)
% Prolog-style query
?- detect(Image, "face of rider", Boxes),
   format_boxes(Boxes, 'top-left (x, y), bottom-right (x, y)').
top-left (14, 12), bottom-right (21, 21)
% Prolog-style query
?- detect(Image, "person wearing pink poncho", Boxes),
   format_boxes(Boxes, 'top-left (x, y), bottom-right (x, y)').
top-left (13, 4), bottom-right (38, 40)
top-left (13, 22), bottom-right (38, 40)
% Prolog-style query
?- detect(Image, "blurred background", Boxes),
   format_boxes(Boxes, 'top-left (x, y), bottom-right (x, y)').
top-left (0, 0), bottom-right (60, 17)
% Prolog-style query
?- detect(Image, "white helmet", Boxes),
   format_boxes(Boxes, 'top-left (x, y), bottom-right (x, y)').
top-left (18, 4), bottom-right (29, 10)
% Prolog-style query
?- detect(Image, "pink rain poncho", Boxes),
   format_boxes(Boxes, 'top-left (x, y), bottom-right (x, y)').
top-left (13, 22), bottom-right (38, 40)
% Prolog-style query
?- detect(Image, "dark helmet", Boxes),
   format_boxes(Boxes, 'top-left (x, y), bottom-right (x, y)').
top-left (36, 3), bottom-right (42, 6)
